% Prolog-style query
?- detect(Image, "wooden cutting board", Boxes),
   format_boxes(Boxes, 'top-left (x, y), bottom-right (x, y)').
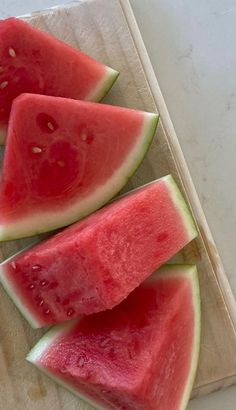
top-left (0, 1), bottom-right (236, 408)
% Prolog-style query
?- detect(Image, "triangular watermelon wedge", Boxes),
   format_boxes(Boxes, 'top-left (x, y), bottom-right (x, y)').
top-left (0, 17), bottom-right (119, 143)
top-left (0, 175), bottom-right (197, 328)
top-left (0, 93), bottom-right (158, 241)
top-left (27, 265), bottom-right (201, 410)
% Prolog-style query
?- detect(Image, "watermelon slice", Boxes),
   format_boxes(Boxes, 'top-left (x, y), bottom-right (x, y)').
top-left (0, 175), bottom-right (197, 328)
top-left (0, 17), bottom-right (119, 144)
top-left (27, 265), bottom-right (201, 410)
top-left (0, 93), bottom-right (158, 241)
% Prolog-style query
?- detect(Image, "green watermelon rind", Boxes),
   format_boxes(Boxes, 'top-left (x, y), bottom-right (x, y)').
top-left (26, 264), bottom-right (201, 410)
top-left (0, 68), bottom-right (119, 146)
top-left (0, 173), bottom-right (197, 330)
top-left (27, 320), bottom-right (102, 410)
top-left (0, 112), bottom-right (159, 241)
top-left (0, 173), bottom-right (197, 329)
top-left (115, 175), bottom-right (197, 242)
top-left (180, 265), bottom-right (201, 410)
top-left (154, 264), bottom-right (201, 410)
top-left (86, 66), bottom-right (119, 102)
top-left (166, 175), bottom-right (198, 241)
top-left (0, 256), bottom-right (42, 329)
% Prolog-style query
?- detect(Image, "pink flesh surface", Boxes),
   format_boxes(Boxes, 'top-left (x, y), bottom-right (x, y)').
top-left (0, 93), bottom-right (144, 221)
top-left (36, 272), bottom-right (195, 410)
top-left (3, 179), bottom-right (191, 326)
top-left (0, 18), bottom-right (107, 129)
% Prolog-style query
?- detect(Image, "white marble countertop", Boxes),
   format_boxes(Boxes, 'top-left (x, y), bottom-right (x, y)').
top-left (1, 0), bottom-right (236, 409)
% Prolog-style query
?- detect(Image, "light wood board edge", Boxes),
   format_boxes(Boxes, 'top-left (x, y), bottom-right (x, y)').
top-left (11, 0), bottom-right (236, 397)
top-left (0, 1), bottom-right (234, 404)
top-left (15, 0), bottom-right (236, 336)
top-left (119, 0), bottom-right (236, 330)
top-left (18, 0), bottom-right (236, 334)
top-left (119, 0), bottom-right (236, 395)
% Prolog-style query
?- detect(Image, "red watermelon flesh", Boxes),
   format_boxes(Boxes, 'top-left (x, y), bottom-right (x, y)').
top-left (0, 17), bottom-right (119, 143)
top-left (0, 175), bottom-right (197, 328)
top-left (0, 93), bottom-right (158, 241)
top-left (27, 265), bottom-right (201, 410)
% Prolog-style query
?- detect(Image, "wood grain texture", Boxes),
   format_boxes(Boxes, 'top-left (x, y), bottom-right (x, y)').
top-left (0, 0), bottom-right (236, 408)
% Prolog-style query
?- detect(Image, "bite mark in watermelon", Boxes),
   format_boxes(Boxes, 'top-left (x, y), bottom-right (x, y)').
top-left (27, 265), bottom-right (201, 410)
top-left (0, 175), bottom-right (197, 328)
top-left (0, 93), bottom-right (158, 241)
top-left (0, 17), bottom-right (119, 143)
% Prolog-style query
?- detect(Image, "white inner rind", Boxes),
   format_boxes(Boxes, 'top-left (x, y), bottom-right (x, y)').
top-left (155, 265), bottom-right (201, 410)
top-left (27, 265), bottom-right (201, 410)
top-left (166, 175), bottom-right (198, 240)
top-left (0, 63), bottom-right (118, 147)
top-left (27, 319), bottom-right (103, 410)
top-left (0, 112), bottom-right (157, 241)
top-left (27, 319), bottom-right (78, 361)
top-left (0, 173), bottom-right (196, 329)
top-left (86, 66), bottom-right (119, 102)
top-left (0, 263), bottom-right (41, 329)
top-left (180, 266), bottom-right (201, 410)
